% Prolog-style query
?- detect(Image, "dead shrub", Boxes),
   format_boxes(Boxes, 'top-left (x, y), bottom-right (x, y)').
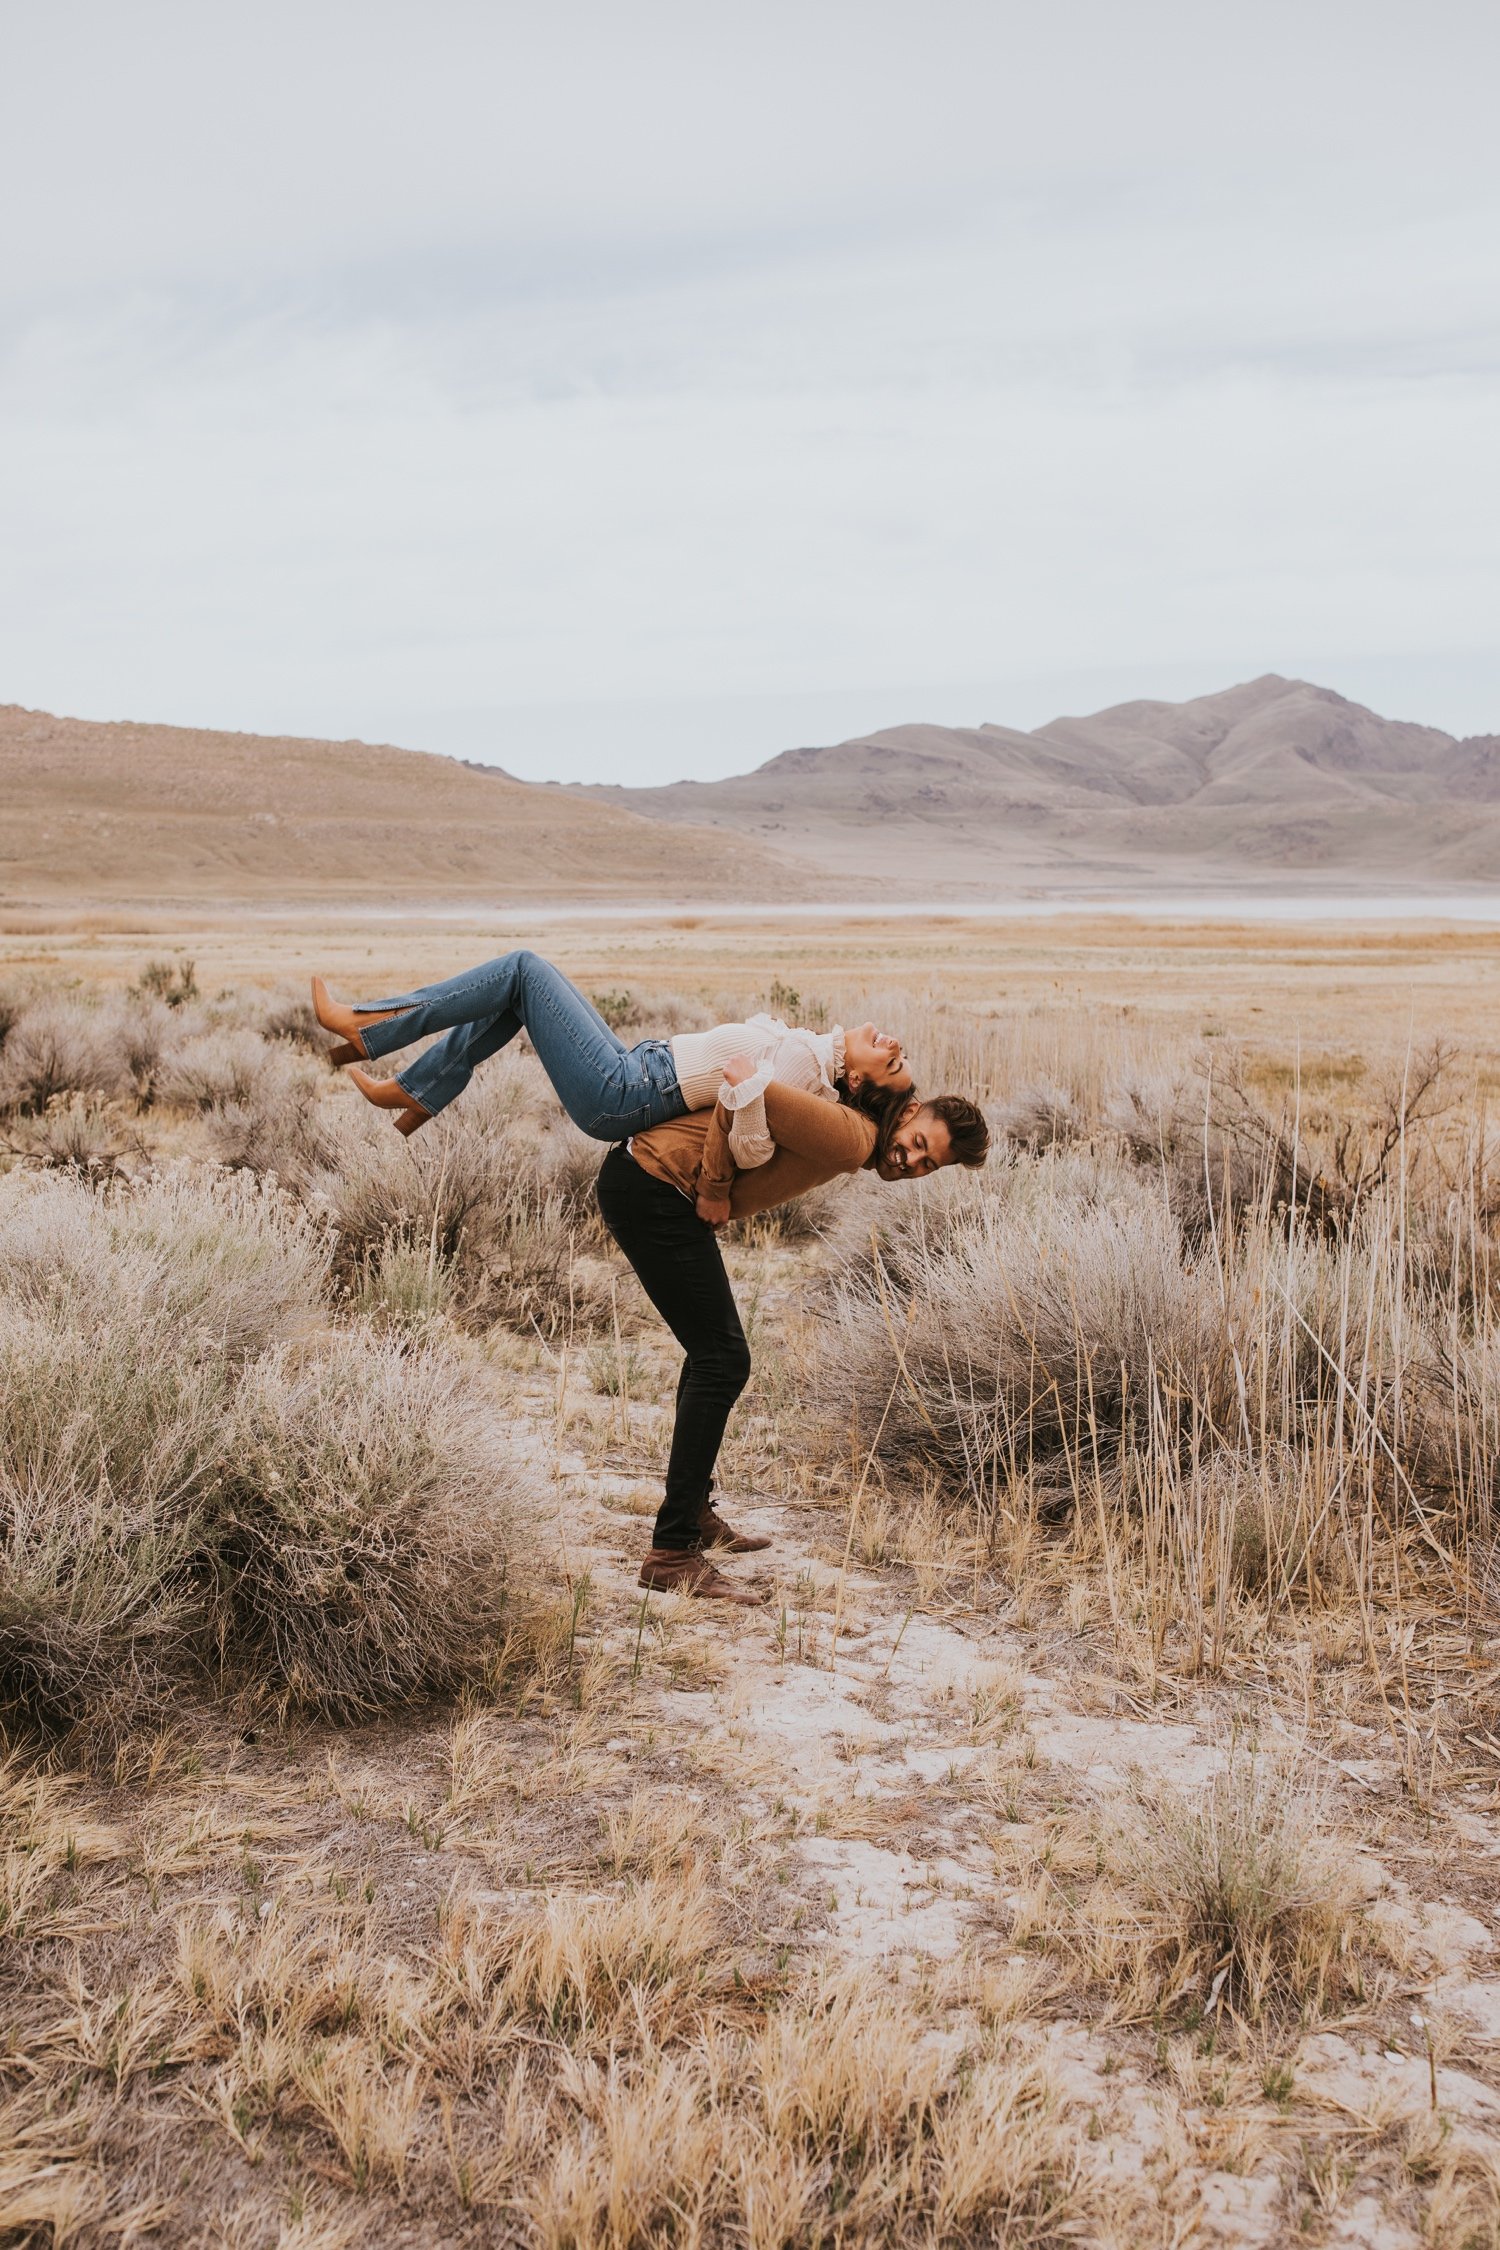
top-left (0, 1463), bottom-right (203, 1742)
top-left (1104, 1043), bottom-right (1455, 1242)
top-left (309, 1102), bottom-right (617, 1336)
top-left (214, 1332), bottom-right (515, 1718)
top-left (993, 1077), bottom-right (1083, 1152)
top-left (0, 997), bottom-right (128, 1114)
top-left (1105, 1744), bottom-right (1362, 2020)
top-left (5, 1092), bottom-right (140, 1174)
top-left (1103, 1063), bottom-right (1277, 1241)
top-left (820, 1149), bottom-right (1226, 1494)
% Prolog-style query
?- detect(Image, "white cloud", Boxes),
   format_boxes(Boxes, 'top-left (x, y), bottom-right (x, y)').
top-left (2, 0), bottom-right (1498, 777)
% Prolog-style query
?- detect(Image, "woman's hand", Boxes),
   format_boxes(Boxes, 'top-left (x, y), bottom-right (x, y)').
top-left (720, 1051), bottom-right (757, 1088)
top-left (695, 1190), bottom-right (731, 1227)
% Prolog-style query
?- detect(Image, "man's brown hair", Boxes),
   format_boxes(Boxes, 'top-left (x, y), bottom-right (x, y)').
top-left (923, 1092), bottom-right (990, 1169)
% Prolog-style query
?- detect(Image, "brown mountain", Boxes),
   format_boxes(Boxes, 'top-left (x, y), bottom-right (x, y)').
top-left (0, 704), bottom-right (818, 908)
top-left (573, 676), bottom-right (1500, 891)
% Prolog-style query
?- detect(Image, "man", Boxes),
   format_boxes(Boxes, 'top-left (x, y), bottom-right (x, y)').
top-left (595, 1073), bottom-right (990, 1604)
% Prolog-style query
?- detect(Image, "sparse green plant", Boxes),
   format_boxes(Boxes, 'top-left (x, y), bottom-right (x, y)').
top-left (585, 1334), bottom-right (646, 1396)
top-left (133, 956), bottom-right (199, 1009)
top-left (589, 989), bottom-right (639, 1032)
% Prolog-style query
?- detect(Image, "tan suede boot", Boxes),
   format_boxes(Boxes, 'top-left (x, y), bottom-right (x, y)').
top-left (310, 976), bottom-right (415, 1061)
top-left (347, 1064), bottom-right (432, 1137)
top-left (698, 1504), bottom-right (772, 1553)
top-left (637, 1548), bottom-right (767, 1605)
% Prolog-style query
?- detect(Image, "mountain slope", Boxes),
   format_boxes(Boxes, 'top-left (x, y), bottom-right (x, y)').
top-left (572, 676), bottom-right (1500, 889)
top-left (0, 704), bottom-right (818, 907)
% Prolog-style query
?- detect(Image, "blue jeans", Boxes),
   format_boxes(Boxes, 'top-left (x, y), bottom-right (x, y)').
top-left (356, 951), bottom-right (688, 1133)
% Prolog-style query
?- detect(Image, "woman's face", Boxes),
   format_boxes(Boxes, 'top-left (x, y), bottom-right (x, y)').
top-left (843, 1021), bottom-right (913, 1094)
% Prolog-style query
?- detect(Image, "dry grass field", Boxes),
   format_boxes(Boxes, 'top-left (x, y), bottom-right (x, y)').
top-left (6, 907), bottom-right (1500, 2249)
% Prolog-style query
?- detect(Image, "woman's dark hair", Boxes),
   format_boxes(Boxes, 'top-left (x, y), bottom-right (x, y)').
top-left (838, 1074), bottom-right (914, 1169)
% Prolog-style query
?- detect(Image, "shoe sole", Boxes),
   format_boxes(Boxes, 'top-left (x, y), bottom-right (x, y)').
top-left (638, 1576), bottom-right (766, 1606)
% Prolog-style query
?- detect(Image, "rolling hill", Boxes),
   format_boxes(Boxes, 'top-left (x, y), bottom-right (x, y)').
top-left (8, 678), bottom-right (1498, 911)
top-left (573, 676), bottom-right (1500, 892)
top-left (0, 704), bottom-right (817, 908)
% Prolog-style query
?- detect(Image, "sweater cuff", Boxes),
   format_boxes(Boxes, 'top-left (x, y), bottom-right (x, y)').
top-left (718, 1061), bottom-right (773, 1110)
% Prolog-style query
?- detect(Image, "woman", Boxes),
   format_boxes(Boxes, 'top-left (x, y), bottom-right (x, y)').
top-left (310, 951), bottom-right (913, 1143)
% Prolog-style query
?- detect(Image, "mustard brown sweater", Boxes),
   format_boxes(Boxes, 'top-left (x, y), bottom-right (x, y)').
top-left (629, 1079), bottom-right (877, 1218)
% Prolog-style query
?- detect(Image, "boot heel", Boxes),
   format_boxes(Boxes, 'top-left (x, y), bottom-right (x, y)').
top-left (348, 1064), bottom-right (433, 1134)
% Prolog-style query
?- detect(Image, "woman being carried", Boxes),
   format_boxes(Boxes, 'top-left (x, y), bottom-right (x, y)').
top-left (310, 950), bottom-right (913, 1151)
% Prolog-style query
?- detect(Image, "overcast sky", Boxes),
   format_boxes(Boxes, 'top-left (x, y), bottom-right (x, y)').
top-left (4, 0), bottom-right (1498, 783)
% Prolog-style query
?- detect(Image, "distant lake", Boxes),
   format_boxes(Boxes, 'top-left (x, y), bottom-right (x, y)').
top-left (255, 892), bottom-right (1500, 926)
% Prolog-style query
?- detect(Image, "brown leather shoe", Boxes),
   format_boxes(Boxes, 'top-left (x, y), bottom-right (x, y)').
top-left (637, 1547), bottom-right (767, 1605)
top-left (348, 1064), bottom-right (432, 1137)
top-left (310, 976), bottom-right (415, 1061)
top-left (698, 1504), bottom-right (772, 1553)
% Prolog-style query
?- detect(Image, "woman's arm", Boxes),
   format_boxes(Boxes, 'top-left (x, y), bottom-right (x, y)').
top-left (695, 1066), bottom-right (876, 1225)
top-left (719, 1036), bottom-right (828, 1169)
top-left (695, 1094), bottom-right (736, 1223)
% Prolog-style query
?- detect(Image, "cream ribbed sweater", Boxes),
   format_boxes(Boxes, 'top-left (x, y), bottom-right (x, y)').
top-left (667, 1016), bottom-right (846, 1169)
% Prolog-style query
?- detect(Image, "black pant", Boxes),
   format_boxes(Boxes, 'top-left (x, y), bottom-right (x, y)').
top-left (595, 1145), bottom-right (752, 1550)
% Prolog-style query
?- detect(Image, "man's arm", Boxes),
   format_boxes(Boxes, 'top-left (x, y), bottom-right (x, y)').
top-left (758, 1079), bottom-right (875, 1165)
top-left (697, 1080), bottom-right (877, 1226)
top-left (694, 1097), bottom-right (736, 1222)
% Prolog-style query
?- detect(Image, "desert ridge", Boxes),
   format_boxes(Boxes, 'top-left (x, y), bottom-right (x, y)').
top-left (8, 675), bottom-right (1500, 910)
top-left (573, 674), bottom-right (1500, 890)
top-left (0, 702), bottom-right (823, 909)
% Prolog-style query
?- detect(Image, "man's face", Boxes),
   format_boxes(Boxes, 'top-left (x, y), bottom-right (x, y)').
top-left (876, 1102), bottom-right (954, 1182)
